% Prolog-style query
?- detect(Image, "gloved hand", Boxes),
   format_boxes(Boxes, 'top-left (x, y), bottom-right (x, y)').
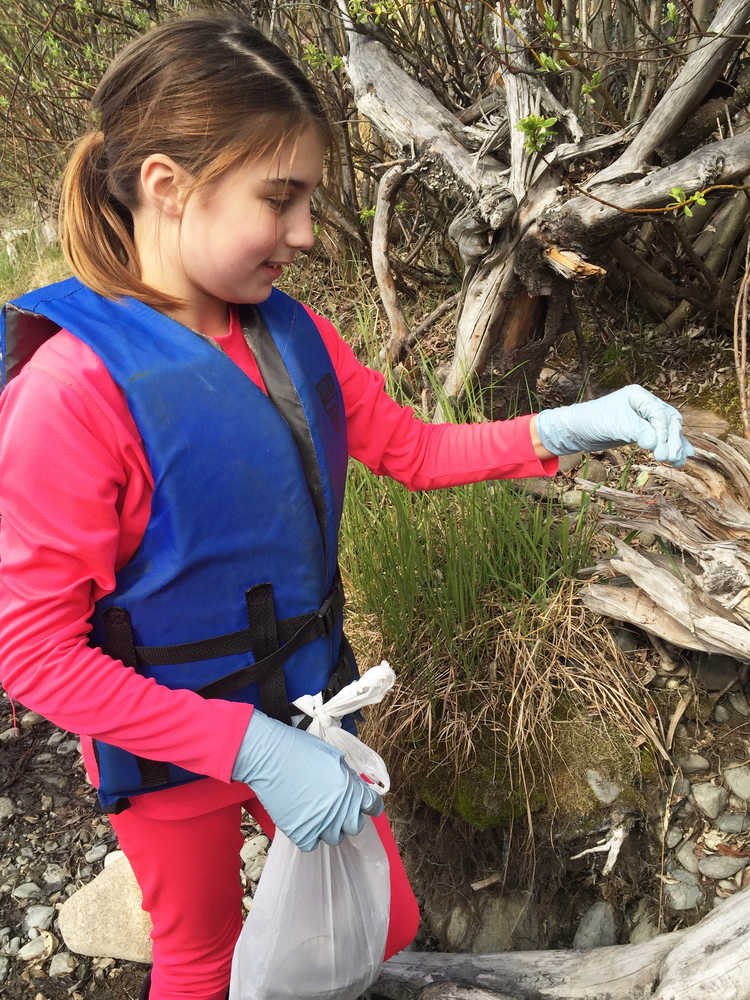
top-left (232, 708), bottom-right (384, 852)
top-left (535, 385), bottom-right (694, 467)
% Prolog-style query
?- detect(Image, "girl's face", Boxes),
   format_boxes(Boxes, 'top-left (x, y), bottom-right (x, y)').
top-left (176, 126), bottom-right (325, 314)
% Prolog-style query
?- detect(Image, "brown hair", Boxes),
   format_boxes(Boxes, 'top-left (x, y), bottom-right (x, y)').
top-left (59, 14), bottom-right (331, 309)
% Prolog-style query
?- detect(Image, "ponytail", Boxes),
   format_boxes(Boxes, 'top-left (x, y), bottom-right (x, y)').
top-left (58, 131), bottom-right (179, 309)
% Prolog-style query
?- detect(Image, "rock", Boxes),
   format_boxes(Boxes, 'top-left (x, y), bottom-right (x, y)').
top-left (698, 855), bottom-right (749, 878)
top-left (0, 956), bottom-right (7, 982)
top-left (716, 812), bottom-right (750, 833)
top-left (664, 867), bottom-right (703, 910)
top-left (573, 901), bottom-right (616, 950)
top-left (613, 627), bottom-right (642, 653)
top-left (724, 764), bottom-right (750, 800)
top-left (628, 900), bottom-right (658, 944)
top-left (23, 906), bottom-right (55, 934)
top-left (693, 654), bottom-right (740, 691)
top-left (240, 834), bottom-right (270, 868)
top-left (0, 728), bottom-right (18, 743)
top-left (666, 825), bottom-right (683, 849)
top-left (691, 782), bottom-right (728, 818)
top-left (48, 951), bottom-right (78, 977)
top-left (728, 691), bottom-right (749, 717)
top-left (471, 892), bottom-right (539, 953)
top-left (0, 797), bottom-right (15, 822)
top-left (42, 863), bottom-right (67, 891)
top-left (714, 704), bottom-right (731, 723)
top-left (680, 406), bottom-right (730, 438)
top-left (17, 937), bottom-right (47, 961)
top-left (12, 882), bottom-right (42, 900)
top-left (443, 901), bottom-right (473, 951)
top-left (585, 769), bottom-right (622, 805)
top-left (20, 711), bottom-right (43, 729)
top-left (84, 843), bottom-right (108, 864)
top-left (247, 861), bottom-right (265, 883)
top-left (675, 840), bottom-right (700, 874)
top-left (584, 458), bottom-right (608, 483)
top-left (104, 849), bottom-right (123, 869)
top-left (58, 851), bottom-right (152, 963)
top-left (673, 777), bottom-right (691, 797)
top-left (47, 730), bottom-right (66, 747)
top-left (677, 753), bottom-right (710, 774)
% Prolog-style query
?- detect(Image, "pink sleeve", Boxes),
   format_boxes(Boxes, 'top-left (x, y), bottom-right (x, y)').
top-left (303, 307), bottom-right (559, 487)
top-left (0, 334), bottom-right (252, 782)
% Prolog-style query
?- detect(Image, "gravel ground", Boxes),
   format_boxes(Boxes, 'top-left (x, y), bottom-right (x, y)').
top-left (1, 705), bottom-right (151, 1000)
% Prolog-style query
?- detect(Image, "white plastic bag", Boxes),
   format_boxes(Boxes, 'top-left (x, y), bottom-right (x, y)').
top-left (229, 662), bottom-right (396, 1000)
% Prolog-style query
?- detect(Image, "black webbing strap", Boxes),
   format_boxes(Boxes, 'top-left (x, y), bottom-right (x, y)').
top-left (129, 572), bottom-right (344, 668)
top-left (99, 607), bottom-right (171, 789)
top-left (244, 583), bottom-right (290, 725)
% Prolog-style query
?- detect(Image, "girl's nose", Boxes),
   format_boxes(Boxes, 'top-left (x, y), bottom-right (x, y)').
top-left (286, 204), bottom-right (316, 251)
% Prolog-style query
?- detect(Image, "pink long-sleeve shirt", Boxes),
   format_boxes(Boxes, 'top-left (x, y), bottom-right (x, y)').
top-left (0, 301), bottom-right (556, 818)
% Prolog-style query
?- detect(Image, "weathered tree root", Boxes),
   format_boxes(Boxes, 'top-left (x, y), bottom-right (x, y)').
top-left (371, 886), bottom-right (750, 1000)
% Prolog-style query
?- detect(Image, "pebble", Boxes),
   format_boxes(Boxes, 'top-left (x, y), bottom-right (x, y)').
top-left (724, 764), bottom-right (750, 800)
top-left (23, 905), bottom-right (55, 934)
top-left (42, 863), bottom-right (67, 890)
top-left (673, 777), bottom-right (691, 797)
top-left (48, 951), bottom-right (78, 977)
top-left (677, 753), bottom-right (710, 773)
top-left (675, 840), bottom-right (700, 874)
top-left (665, 867), bottom-right (704, 910)
top-left (585, 769), bottom-right (622, 805)
top-left (57, 739), bottom-right (80, 755)
top-left (666, 825), bottom-right (683, 849)
top-left (713, 704), bottom-right (731, 723)
top-left (240, 833), bottom-right (270, 867)
top-left (12, 882), bottom-right (42, 900)
top-left (716, 812), bottom-right (750, 833)
top-left (0, 797), bottom-right (15, 822)
top-left (46, 730), bottom-right (66, 746)
top-left (247, 861), bottom-right (265, 883)
top-left (20, 711), bottom-right (44, 729)
top-left (7, 936), bottom-right (20, 956)
top-left (693, 654), bottom-right (739, 691)
top-left (691, 782), bottom-right (728, 818)
top-left (17, 936), bottom-right (47, 961)
top-left (0, 727), bottom-right (19, 743)
top-left (84, 844), bottom-right (108, 864)
top-left (728, 691), bottom-right (749, 716)
top-left (242, 895), bottom-right (253, 912)
top-left (698, 855), bottom-right (749, 878)
top-left (0, 956), bottom-right (7, 981)
top-left (573, 900), bottom-right (616, 949)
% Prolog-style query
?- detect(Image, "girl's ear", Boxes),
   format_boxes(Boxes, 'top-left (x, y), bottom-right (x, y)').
top-left (139, 154), bottom-right (192, 218)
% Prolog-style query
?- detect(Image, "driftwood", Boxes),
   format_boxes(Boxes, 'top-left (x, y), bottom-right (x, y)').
top-left (371, 886), bottom-right (750, 1000)
top-left (579, 431), bottom-right (750, 660)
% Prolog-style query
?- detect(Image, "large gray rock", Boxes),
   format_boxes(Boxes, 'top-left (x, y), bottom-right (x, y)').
top-left (664, 867), bottom-right (703, 911)
top-left (698, 855), bottom-right (749, 879)
top-left (675, 839), bottom-right (700, 875)
top-left (724, 764), bottom-right (750, 800)
top-left (471, 892), bottom-right (539, 953)
top-left (573, 901), bottom-right (617, 950)
top-left (58, 850), bottom-right (152, 963)
top-left (691, 782), bottom-right (729, 818)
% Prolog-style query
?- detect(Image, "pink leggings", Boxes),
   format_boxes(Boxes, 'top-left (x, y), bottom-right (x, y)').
top-left (110, 797), bottom-right (419, 1000)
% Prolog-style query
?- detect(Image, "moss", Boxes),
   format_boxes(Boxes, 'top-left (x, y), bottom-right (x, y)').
top-left (418, 758), bottom-right (546, 831)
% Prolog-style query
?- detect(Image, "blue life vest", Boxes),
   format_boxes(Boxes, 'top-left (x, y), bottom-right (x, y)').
top-left (1, 277), bottom-right (352, 811)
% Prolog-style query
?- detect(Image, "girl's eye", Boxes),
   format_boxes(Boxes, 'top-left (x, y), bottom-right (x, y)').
top-left (267, 198), bottom-right (290, 212)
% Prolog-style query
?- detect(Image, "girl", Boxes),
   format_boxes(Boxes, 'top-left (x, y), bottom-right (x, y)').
top-left (0, 13), bottom-right (691, 1000)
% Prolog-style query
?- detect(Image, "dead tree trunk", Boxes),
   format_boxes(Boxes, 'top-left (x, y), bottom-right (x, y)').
top-left (336, 0), bottom-right (750, 415)
top-left (370, 885), bottom-right (750, 1000)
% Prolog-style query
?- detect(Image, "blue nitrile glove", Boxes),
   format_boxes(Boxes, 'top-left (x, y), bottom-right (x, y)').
top-left (535, 385), bottom-right (694, 467)
top-left (232, 708), bottom-right (384, 852)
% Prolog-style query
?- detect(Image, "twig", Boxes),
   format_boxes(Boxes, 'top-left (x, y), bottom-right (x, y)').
top-left (733, 242), bottom-right (750, 440)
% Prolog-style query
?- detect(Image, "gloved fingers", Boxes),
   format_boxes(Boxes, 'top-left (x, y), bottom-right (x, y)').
top-left (360, 783), bottom-right (385, 817)
top-left (664, 411), bottom-right (687, 465)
